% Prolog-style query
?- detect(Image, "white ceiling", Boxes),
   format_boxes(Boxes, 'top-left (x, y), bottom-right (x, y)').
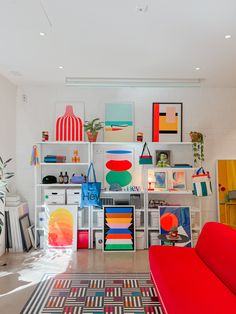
top-left (0, 0), bottom-right (236, 87)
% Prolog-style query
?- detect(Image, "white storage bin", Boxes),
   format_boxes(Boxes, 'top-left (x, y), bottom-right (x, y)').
top-left (136, 231), bottom-right (145, 249)
top-left (135, 211), bottom-right (141, 227)
top-left (67, 189), bottom-right (81, 205)
top-left (150, 211), bottom-right (159, 228)
top-left (95, 231), bottom-right (103, 249)
top-left (44, 189), bottom-right (65, 205)
top-left (150, 232), bottom-right (159, 246)
top-left (97, 211), bottom-right (104, 227)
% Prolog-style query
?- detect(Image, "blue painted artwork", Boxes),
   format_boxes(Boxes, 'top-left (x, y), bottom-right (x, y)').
top-left (154, 172), bottom-right (167, 189)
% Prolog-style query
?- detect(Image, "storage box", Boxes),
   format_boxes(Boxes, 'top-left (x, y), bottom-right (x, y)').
top-left (77, 230), bottom-right (88, 249)
top-left (136, 231), bottom-right (145, 249)
top-left (150, 211), bottom-right (159, 228)
top-left (95, 231), bottom-right (103, 249)
top-left (150, 232), bottom-right (159, 246)
top-left (135, 211), bottom-right (141, 227)
top-left (44, 189), bottom-right (65, 205)
top-left (67, 189), bottom-right (81, 205)
top-left (97, 211), bottom-right (104, 227)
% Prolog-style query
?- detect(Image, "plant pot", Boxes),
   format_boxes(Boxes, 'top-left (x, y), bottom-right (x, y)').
top-left (87, 132), bottom-right (98, 142)
top-left (0, 192), bottom-right (5, 257)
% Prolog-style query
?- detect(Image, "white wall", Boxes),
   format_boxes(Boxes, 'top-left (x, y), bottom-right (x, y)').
top-left (0, 74), bottom-right (17, 191)
top-left (16, 85), bottom-right (236, 223)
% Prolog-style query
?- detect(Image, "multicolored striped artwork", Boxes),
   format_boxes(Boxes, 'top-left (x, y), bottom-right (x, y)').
top-left (104, 103), bottom-right (134, 142)
top-left (152, 103), bottom-right (183, 142)
top-left (45, 205), bottom-right (77, 251)
top-left (104, 206), bottom-right (135, 251)
top-left (104, 150), bottom-right (133, 189)
top-left (20, 273), bottom-right (162, 314)
top-left (55, 103), bottom-right (84, 141)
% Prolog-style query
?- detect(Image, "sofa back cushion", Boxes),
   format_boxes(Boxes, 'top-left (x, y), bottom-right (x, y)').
top-left (196, 222), bottom-right (236, 295)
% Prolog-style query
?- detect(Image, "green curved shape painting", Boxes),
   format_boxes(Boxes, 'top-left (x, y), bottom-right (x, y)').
top-left (106, 171), bottom-right (132, 187)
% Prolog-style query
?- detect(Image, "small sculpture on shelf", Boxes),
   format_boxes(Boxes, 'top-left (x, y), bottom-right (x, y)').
top-left (72, 149), bottom-right (80, 163)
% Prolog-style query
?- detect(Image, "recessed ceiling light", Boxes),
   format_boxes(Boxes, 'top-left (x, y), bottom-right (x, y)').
top-left (58, 66), bottom-right (64, 69)
top-left (225, 34), bottom-right (232, 39)
top-left (195, 67), bottom-right (200, 71)
top-left (39, 32), bottom-right (46, 36)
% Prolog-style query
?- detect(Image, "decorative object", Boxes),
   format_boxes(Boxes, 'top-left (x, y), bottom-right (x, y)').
top-left (30, 145), bottom-right (40, 166)
top-left (70, 174), bottom-right (85, 184)
top-left (159, 206), bottom-right (192, 247)
top-left (55, 104), bottom-right (83, 141)
top-left (20, 273), bottom-right (161, 314)
top-left (139, 142), bottom-right (153, 165)
top-left (156, 150), bottom-right (171, 167)
top-left (172, 171), bottom-right (186, 190)
top-left (81, 163), bottom-right (102, 208)
top-left (103, 205), bottom-right (135, 251)
top-left (19, 214), bottom-right (32, 252)
top-left (105, 149), bottom-right (133, 189)
top-left (84, 118), bottom-right (103, 142)
top-left (169, 226), bottom-right (178, 238)
top-left (42, 131), bottom-right (49, 141)
top-left (42, 175), bottom-right (57, 184)
top-left (190, 131), bottom-right (204, 167)
top-left (71, 149), bottom-right (80, 163)
top-left (44, 155), bottom-right (66, 163)
top-left (152, 103), bottom-right (183, 142)
top-left (136, 132), bottom-right (143, 142)
top-left (154, 171), bottom-right (167, 190)
top-left (104, 103), bottom-right (134, 142)
top-left (45, 205), bottom-right (77, 250)
top-left (192, 167), bottom-right (212, 197)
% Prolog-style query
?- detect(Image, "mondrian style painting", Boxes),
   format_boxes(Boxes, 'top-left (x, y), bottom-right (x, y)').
top-left (159, 206), bottom-right (192, 247)
top-left (104, 149), bottom-right (133, 189)
top-left (104, 103), bottom-right (134, 142)
top-left (103, 206), bottom-right (135, 251)
top-left (152, 103), bottom-right (183, 142)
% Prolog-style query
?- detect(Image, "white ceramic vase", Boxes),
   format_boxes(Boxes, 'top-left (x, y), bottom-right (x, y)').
top-left (0, 191), bottom-right (5, 257)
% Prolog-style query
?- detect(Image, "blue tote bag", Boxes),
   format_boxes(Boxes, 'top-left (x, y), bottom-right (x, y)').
top-left (80, 163), bottom-right (102, 208)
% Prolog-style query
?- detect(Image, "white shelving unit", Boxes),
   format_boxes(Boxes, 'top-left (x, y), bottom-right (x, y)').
top-left (34, 141), bottom-right (91, 249)
top-left (34, 141), bottom-right (202, 250)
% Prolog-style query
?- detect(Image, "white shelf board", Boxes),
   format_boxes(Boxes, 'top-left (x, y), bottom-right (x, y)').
top-left (135, 208), bottom-right (145, 211)
top-left (148, 227), bottom-right (159, 230)
top-left (136, 227), bottom-right (145, 230)
top-left (37, 184), bottom-right (82, 187)
top-left (92, 141), bottom-right (192, 145)
top-left (40, 162), bottom-right (89, 166)
top-left (92, 227), bottom-right (103, 230)
top-left (146, 167), bottom-right (197, 171)
top-left (78, 227), bottom-right (89, 230)
top-left (148, 190), bottom-right (193, 195)
top-left (102, 191), bottom-right (144, 194)
top-left (37, 141), bottom-right (89, 145)
top-left (148, 208), bottom-right (160, 211)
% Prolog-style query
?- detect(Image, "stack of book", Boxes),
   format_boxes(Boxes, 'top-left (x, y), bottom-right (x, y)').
top-left (44, 155), bottom-right (66, 163)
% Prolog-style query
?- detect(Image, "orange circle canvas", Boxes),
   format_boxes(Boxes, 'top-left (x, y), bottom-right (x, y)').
top-left (160, 213), bottom-right (178, 231)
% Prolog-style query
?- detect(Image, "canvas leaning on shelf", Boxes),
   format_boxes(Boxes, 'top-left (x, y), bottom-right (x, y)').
top-left (171, 171), bottom-right (186, 190)
top-left (154, 171), bottom-right (167, 190)
top-left (28, 225), bottom-right (40, 248)
top-left (19, 214), bottom-right (32, 252)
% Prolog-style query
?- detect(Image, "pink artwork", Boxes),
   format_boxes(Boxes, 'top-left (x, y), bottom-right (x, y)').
top-left (56, 105), bottom-right (83, 141)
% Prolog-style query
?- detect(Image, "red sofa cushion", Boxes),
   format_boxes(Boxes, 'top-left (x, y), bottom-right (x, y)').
top-left (196, 222), bottom-right (236, 295)
top-left (149, 245), bottom-right (236, 314)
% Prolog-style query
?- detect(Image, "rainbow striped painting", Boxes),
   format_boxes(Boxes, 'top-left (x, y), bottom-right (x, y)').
top-left (45, 205), bottom-right (77, 251)
top-left (103, 206), bottom-right (135, 251)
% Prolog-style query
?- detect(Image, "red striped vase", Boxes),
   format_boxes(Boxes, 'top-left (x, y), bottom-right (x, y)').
top-left (56, 105), bottom-right (83, 141)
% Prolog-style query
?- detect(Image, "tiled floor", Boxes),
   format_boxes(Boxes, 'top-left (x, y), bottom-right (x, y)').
top-left (0, 249), bottom-right (149, 314)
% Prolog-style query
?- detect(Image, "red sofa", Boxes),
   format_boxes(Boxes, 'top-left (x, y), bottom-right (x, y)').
top-left (149, 222), bottom-right (236, 314)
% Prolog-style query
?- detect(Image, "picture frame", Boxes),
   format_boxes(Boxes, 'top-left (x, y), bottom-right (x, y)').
top-left (19, 214), bottom-right (32, 252)
top-left (28, 225), bottom-right (40, 248)
top-left (171, 171), bottom-right (186, 190)
top-left (159, 206), bottom-right (192, 247)
top-left (154, 171), bottom-right (167, 190)
top-left (152, 103), bottom-right (183, 142)
top-left (156, 150), bottom-right (171, 166)
top-left (103, 205), bottom-right (135, 252)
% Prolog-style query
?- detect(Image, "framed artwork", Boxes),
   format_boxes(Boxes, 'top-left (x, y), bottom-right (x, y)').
top-left (45, 205), bottom-right (77, 251)
top-left (55, 102), bottom-right (84, 141)
top-left (156, 150), bottom-right (171, 166)
top-left (159, 206), bottom-right (192, 247)
top-left (27, 225), bottom-right (40, 248)
top-left (154, 171), bottom-right (167, 190)
top-left (172, 171), bottom-right (186, 190)
top-left (103, 205), bottom-right (135, 251)
top-left (104, 149), bottom-right (133, 189)
top-left (152, 103), bottom-right (183, 142)
top-left (19, 214), bottom-right (32, 252)
top-left (104, 103), bottom-right (134, 142)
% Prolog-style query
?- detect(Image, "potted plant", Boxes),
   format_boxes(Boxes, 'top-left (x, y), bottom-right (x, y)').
top-left (84, 118), bottom-right (103, 142)
top-left (0, 156), bottom-right (14, 258)
top-left (190, 131), bottom-right (204, 167)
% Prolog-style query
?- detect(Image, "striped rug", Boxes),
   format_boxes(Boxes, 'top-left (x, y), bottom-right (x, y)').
top-left (20, 273), bottom-right (163, 314)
